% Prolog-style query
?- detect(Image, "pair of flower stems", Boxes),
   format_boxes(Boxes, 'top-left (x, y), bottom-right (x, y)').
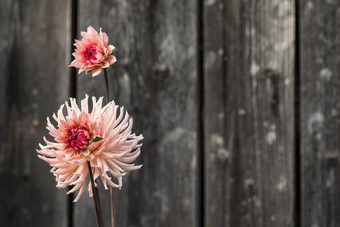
top-left (87, 68), bottom-right (113, 227)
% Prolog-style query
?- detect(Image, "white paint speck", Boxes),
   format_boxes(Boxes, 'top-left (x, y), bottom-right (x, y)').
top-left (250, 61), bottom-right (260, 76)
top-left (246, 26), bottom-right (256, 36)
top-left (32, 89), bottom-right (38, 95)
top-left (245, 178), bottom-right (255, 187)
top-left (188, 46), bottom-right (194, 57)
top-left (268, 59), bottom-right (278, 70)
top-left (183, 198), bottom-right (190, 207)
top-left (308, 112), bottom-right (324, 134)
top-left (266, 131), bottom-right (276, 145)
top-left (218, 48), bottom-right (224, 56)
top-left (276, 176), bottom-right (287, 191)
top-left (32, 119), bottom-right (39, 127)
top-left (211, 134), bottom-right (224, 146)
top-left (275, 39), bottom-right (291, 51)
top-left (316, 133), bottom-right (322, 140)
top-left (326, 168), bottom-right (335, 188)
top-left (238, 109), bottom-right (246, 115)
top-left (306, 2), bottom-right (314, 10)
top-left (320, 68), bottom-right (332, 81)
top-left (123, 72), bottom-right (130, 85)
top-left (211, 134), bottom-right (229, 161)
top-left (206, 51), bottom-right (216, 69)
top-left (217, 148), bottom-right (229, 160)
top-left (278, 1), bottom-right (291, 17)
top-left (254, 197), bottom-right (262, 207)
top-left (326, 179), bottom-right (332, 188)
top-left (160, 128), bottom-right (186, 147)
top-left (284, 78), bottom-right (291, 85)
top-left (204, 0), bottom-right (215, 6)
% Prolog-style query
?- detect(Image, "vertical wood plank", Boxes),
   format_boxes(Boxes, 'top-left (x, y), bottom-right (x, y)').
top-left (74, 0), bottom-right (198, 226)
top-left (0, 0), bottom-right (71, 226)
top-left (299, 0), bottom-right (340, 226)
top-left (203, 0), bottom-right (295, 226)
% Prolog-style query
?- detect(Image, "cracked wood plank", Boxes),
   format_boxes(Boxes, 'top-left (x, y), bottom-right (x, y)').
top-left (299, 0), bottom-right (340, 226)
top-left (0, 0), bottom-right (71, 226)
top-left (74, 0), bottom-right (198, 226)
top-left (204, 0), bottom-right (295, 226)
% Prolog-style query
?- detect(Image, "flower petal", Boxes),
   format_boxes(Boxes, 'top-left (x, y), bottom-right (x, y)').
top-left (37, 95), bottom-right (143, 201)
top-left (107, 55), bottom-right (117, 65)
top-left (91, 67), bottom-right (102, 77)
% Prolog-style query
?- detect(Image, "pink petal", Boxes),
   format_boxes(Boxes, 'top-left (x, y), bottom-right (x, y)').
top-left (87, 26), bottom-right (98, 36)
top-left (69, 60), bottom-right (76, 67)
top-left (38, 60), bottom-right (144, 201)
top-left (107, 55), bottom-right (117, 65)
top-left (107, 45), bottom-right (115, 54)
top-left (80, 31), bottom-right (90, 39)
top-left (91, 67), bottom-right (102, 77)
top-left (101, 61), bottom-right (109, 68)
top-left (100, 29), bottom-right (109, 46)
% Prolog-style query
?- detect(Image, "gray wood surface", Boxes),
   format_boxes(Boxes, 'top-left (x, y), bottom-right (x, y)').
top-left (203, 0), bottom-right (296, 226)
top-left (299, 0), bottom-right (340, 226)
top-left (0, 0), bottom-right (70, 226)
top-left (0, 0), bottom-right (339, 226)
top-left (74, 0), bottom-right (198, 226)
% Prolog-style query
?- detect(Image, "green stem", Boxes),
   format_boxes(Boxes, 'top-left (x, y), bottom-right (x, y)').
top-left (87, 161), bottom-right (104, 227)
top-left (104, 68), bottom-right (110, 103)
top-left (103, 68), bottom-right (115, 227)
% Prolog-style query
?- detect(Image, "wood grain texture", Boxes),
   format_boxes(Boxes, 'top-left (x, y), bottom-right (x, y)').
top-left (203, 0), bottom-right (296, 226)
top-left (299, 0), bottom-right (340, 226)
top-left (0, 0), bottom-right (71, 226)
top-left (75, 0), bottom-right (198, 226)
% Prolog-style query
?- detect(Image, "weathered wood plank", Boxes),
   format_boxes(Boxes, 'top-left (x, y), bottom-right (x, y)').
top-left (0, 0), bottom-right (71, 226)
top-left (299, 0), bottom-right (340, 226)
top-left (203, 0), bottom-right (295, 226)
top-left (75, 0), bottom-right (198, 226)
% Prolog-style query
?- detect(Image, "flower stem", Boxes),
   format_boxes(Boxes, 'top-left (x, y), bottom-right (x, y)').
top-left (110, 187), bottom-right (115, 227)
top-left (103, 68), bottom-right (115, 227)
top-left (87, 161), bottom-right (104, 227)
top-left (104, 68), bottom-right (110, 103)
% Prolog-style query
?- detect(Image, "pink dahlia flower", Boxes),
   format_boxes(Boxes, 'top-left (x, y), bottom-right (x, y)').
top-left (70, 26), bottom-right (117, 77)
top-left (37, 95), bottom-right (143, 202)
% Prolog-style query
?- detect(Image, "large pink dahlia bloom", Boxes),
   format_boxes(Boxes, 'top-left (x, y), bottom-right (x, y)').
top-left (37, 95), bottom-right (143, 202)
top-left (70, 26), bottom-right (117, 77)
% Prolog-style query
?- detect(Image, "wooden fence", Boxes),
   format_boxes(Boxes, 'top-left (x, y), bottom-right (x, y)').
top-left (0, 0), bottom-right (338, 226)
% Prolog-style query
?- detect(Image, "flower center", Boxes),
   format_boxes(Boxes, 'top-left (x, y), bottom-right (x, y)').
top-left (84, 45), bottom-right (97, 60)
top-left (66, 126), bottom-right (91, 151)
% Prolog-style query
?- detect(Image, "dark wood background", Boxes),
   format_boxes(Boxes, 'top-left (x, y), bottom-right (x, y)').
top-left (0, 0), bottom-right (338, 226)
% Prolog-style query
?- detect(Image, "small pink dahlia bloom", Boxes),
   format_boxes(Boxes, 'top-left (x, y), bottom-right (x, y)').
top-left (37, 95), bottom-right (143, 202)
top-left (70, 26), bottom-right (117, 77)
